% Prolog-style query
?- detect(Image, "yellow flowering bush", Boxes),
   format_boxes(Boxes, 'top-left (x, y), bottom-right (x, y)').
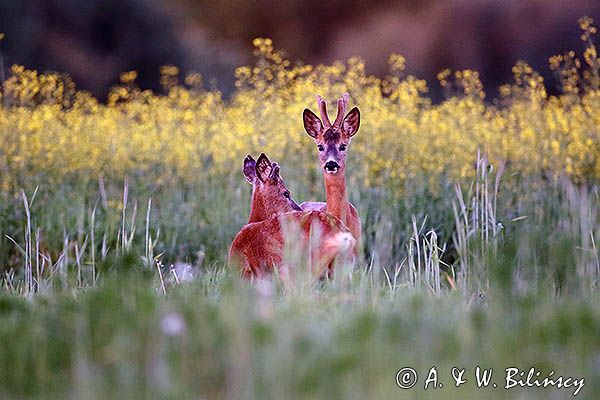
top-left (0, 19), bottom-right (599, 195)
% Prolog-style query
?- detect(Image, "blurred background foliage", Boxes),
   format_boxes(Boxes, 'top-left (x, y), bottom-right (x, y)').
top-left (1, 0), bottom-right (599, 100)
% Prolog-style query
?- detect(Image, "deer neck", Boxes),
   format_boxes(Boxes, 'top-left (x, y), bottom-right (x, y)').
top-left (324, 172), bottom-right (349, 223)
top-left (248, 191), bottom-right (269, 223)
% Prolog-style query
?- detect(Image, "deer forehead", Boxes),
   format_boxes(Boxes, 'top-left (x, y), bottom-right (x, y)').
top-left (271, 176), bottom-right (286, 187)
top-left (322, 128), bottom-right (341, 142)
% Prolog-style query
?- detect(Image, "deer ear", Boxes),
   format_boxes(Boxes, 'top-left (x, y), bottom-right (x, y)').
top-left (269, 162), bottom-right (280, 181)
top-left (342, 107), bottom-right (360, 137)
top-left (255, 153), bottom-right (272, 183)
top-left (303, 108), bottom-right (322, 138)
top-left (242, 155), bottom-right (256, 184)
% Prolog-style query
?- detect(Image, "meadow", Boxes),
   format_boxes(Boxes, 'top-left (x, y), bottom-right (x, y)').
top-left (0, 18), bottom-right (599, 399)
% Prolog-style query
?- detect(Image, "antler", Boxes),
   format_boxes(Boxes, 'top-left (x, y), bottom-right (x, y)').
top-left (333, 93), bottom-right (349, 128)
top-left (316, 95), bottom-right (332, 128)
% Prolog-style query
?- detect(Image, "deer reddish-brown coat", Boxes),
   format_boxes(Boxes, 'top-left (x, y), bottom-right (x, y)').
top-left (301, 93), bottom-right (362, 251)
top-left (228, 154), bottom-right (355, 281)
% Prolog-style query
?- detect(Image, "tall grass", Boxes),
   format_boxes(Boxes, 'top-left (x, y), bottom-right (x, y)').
top-left (0, 149), bottom-right (599, 400)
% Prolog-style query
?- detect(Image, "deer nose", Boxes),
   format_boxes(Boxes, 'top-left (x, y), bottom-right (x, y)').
top-left (324, 161), bottom-right (340, 173)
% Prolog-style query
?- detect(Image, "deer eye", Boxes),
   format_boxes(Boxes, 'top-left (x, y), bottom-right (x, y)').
top-left (317, 144), bottom-right (324, 152)
top-left (339, 144), bottom-right (347, 151)
top-left (283, 191), bottom-right (290, 199)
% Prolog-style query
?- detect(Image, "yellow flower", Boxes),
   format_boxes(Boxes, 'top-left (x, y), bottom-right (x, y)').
top-left (1, 28), bottom-right (599, 193)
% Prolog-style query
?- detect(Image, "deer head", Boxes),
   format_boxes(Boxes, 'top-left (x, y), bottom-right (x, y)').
top-left (243, 153), bottom-right (302, 222)
top-left (302, 93), bottom-right (360, 175)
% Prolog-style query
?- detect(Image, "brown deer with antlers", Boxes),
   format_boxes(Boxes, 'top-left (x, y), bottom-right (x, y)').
top-left (301, 93), bottom-right (361, 251)
top-left (228, 153), bottom-right (355, 281)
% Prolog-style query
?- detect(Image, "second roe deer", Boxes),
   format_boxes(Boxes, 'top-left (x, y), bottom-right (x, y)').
top-left (228, 153), bottom-right (355, 281)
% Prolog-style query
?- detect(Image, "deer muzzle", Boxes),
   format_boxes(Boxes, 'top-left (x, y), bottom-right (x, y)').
top-left (324, 160), bottom-right (340, 174)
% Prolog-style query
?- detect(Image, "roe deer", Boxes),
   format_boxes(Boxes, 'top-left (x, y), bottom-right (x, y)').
top-left (301, 93), bottom-right (362, 250)
top-left (228, 153), bottom-right (355, 281)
